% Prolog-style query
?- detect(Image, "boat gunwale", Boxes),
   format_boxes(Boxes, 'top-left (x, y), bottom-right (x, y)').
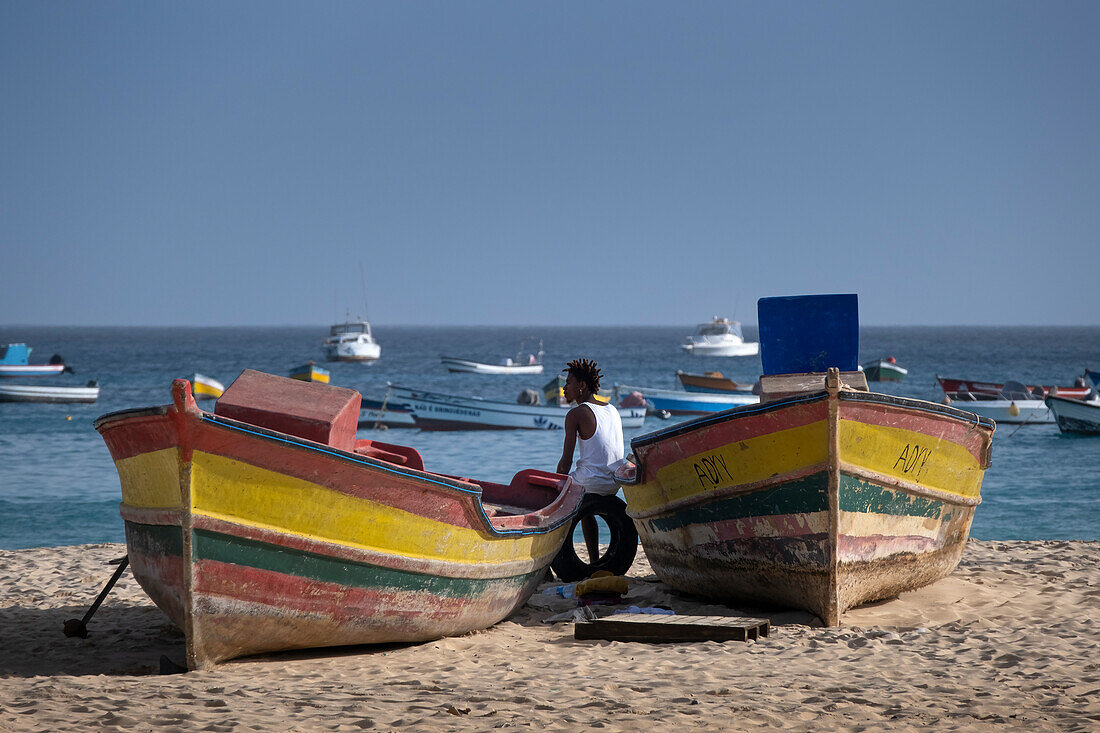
top-left (200, 413), bottom-right (581, 538)
top-left (630, 389), bottom-right (994, 453)
top-left (99, 401), bottom-right (580, 539)
top-left (94, 405), bottom-right (171, 429)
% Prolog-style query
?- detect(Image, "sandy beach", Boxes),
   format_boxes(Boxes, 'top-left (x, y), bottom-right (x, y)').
top-left (1, 540), bottom-right (1097, 731)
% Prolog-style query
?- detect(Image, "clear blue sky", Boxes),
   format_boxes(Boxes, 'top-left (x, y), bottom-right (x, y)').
top-left (2, 2), bottom-right (1097, 326)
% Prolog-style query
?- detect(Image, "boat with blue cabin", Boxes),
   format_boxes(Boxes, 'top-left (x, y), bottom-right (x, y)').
top-left (0, 343), bottom-right (70, 377)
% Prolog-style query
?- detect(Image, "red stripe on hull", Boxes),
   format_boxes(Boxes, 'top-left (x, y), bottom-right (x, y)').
top-left (193, 560), bottom-right (524, 623)
top-left (708, 512), bottom-right (823, 542)
top-left (839, 400), bottom-right (989, 463)
top-left (99, 413), bottom-right (178, 461)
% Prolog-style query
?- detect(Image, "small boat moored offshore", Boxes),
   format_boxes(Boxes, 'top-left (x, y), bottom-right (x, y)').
top-left (936, 376), bottom-right (1092, 401)
top-left (322, 319), bottom-right (381, 362)
top-left (94, 370), bottom-right (583, 669)
top-left (386, 384), bottom-right (647, 431)
top-left (620, 294), bottom-right (996, 625)
top-left (676, 370), bottom-right (757, 394)
top-left (1045, 394), bottom-right (1100, 434)
top-left (289, 361), bottom-right (330, 383)
top-left (862, 357), bottom-right (907, 382)
top-left (0, 343), bottom-right (70, 377)
top-left (441, 339), bottom-right (545, 375)
top-left (680, 317), bottom-right (760, 357)
top-left (940, 380), bottom-right (1053, 424)
top-left (0, 380), bottom-right (99, 403)
top-left (190, 374), bottom-right (225, 401)
top-left (615, 383), bottom-right (759, 415)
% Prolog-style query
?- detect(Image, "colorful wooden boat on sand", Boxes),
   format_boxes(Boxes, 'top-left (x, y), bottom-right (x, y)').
top-left (190, 374), bottom-right (225, 401)
top-left (289, 361), bottom-right (330, 383)
top-left (676, 370), bottom-right (757, 394)
top-left (0, 343), bottom-right (70, 377)
top-left (862, 357), bottom-right (907, 382)
top-left (94, 370), bottom-right (582, 669)
top-left (619, 295), bottom-right (996, 625)
top-left (1045, 394), bottom-right (1100, 435)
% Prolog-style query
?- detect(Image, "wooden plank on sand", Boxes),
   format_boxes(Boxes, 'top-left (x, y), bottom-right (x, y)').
top-left (575, 614), bottom-right (770, 643)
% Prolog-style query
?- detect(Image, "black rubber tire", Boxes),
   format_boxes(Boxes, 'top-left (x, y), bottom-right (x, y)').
top-left (550, 494), bottom-right (639, 582)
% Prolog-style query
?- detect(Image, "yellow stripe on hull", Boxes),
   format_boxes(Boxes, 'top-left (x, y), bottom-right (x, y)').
top-left (115, 448), bottom-right (184, 509)
top-left (838, 420), bottom-right (984, 500)
top-left (189, 451), bottom-right (562, 566)
top-left (838, 508), bottom-right (965, 542)
top-left (626, 420), bottom-right (829, 514)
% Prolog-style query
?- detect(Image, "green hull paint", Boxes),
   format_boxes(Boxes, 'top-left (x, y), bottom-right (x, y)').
top-left (192, 529), bottom-right (535, 597)
top-left (838, 474), bottom-right (945, 519)
top-left (644, 472), bottom-right (830, 532)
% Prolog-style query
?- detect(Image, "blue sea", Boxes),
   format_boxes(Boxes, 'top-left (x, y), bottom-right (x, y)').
top-left (0, 325), bottom-right (1097, 550)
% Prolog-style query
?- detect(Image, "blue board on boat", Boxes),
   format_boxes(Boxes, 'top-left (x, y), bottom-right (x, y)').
top-left (757, 294), bottom-right (859, 376)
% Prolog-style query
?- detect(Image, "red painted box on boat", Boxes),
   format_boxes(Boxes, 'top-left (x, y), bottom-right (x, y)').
top-left (214, 369), bottom-right (361, 451)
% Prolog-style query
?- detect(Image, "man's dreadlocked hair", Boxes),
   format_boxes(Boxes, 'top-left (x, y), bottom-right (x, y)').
top-left (563, 357), bottom-right (602, 395)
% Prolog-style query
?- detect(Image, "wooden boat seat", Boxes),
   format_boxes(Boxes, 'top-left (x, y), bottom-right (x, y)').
top-left (353, 439), bottom-right (424, 471)
top-left (759, 370), bottom-right (868, 403)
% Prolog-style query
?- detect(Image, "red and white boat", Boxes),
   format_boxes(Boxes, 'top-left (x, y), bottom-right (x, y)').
top-left (936, 376), bottom-right (1091, 400)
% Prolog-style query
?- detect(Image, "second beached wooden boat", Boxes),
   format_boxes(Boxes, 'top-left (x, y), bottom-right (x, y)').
top-left (95, 370), bottom-right (582, 669)
top-left (619, 295), bottom-right (996, 625)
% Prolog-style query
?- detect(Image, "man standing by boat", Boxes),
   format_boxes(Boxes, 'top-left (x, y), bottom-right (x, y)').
top-left (557, 358), bottom-right (626, 566)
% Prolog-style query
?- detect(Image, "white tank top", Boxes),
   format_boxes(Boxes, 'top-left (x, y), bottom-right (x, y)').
top-left (571, 401), bottom-right (625, 495)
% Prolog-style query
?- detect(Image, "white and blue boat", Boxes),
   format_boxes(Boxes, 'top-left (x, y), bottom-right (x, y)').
top-left (386, 384), bottom-right (647, 431)
top-left (615, 383), bottom-right (758, 415)
top-left (0, 343), bottom-right (70, 377)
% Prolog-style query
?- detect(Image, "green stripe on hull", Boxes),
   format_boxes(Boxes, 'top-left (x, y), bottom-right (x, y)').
top-left (645, 472), bottom-right (830, 532)
top-left (838, 474), bottom-right (947, 519)
top-left (192, 529), bottom-right (535, 597)
top-left (125, 521), bottom-right (184, 557)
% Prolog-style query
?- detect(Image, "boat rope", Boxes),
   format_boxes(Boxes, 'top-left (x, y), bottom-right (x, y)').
top-left (374, 385), bottom-right (392, 431)
top-left (1004, 409), bottom-right (1040, 439)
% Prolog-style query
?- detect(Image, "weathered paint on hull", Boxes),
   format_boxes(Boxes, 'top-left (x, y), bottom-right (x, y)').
top-left (96, 381), bottom-right (580, 669)
top-left (623, 385), bottom-right (994, 625)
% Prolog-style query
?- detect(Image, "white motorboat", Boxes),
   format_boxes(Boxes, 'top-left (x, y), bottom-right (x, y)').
top-left (386, 384), bottom-right (646, 431)
top-left (942, 380), bottom-right (1052, 425)
top-left (1045, 394), bottom-right (1100, 434)
top-left (322, 320), bottom-right (381, 362)
top-left (0, 381), bottom-right (100, 403)
top-left (680, 317), bottom-right (759, 357)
